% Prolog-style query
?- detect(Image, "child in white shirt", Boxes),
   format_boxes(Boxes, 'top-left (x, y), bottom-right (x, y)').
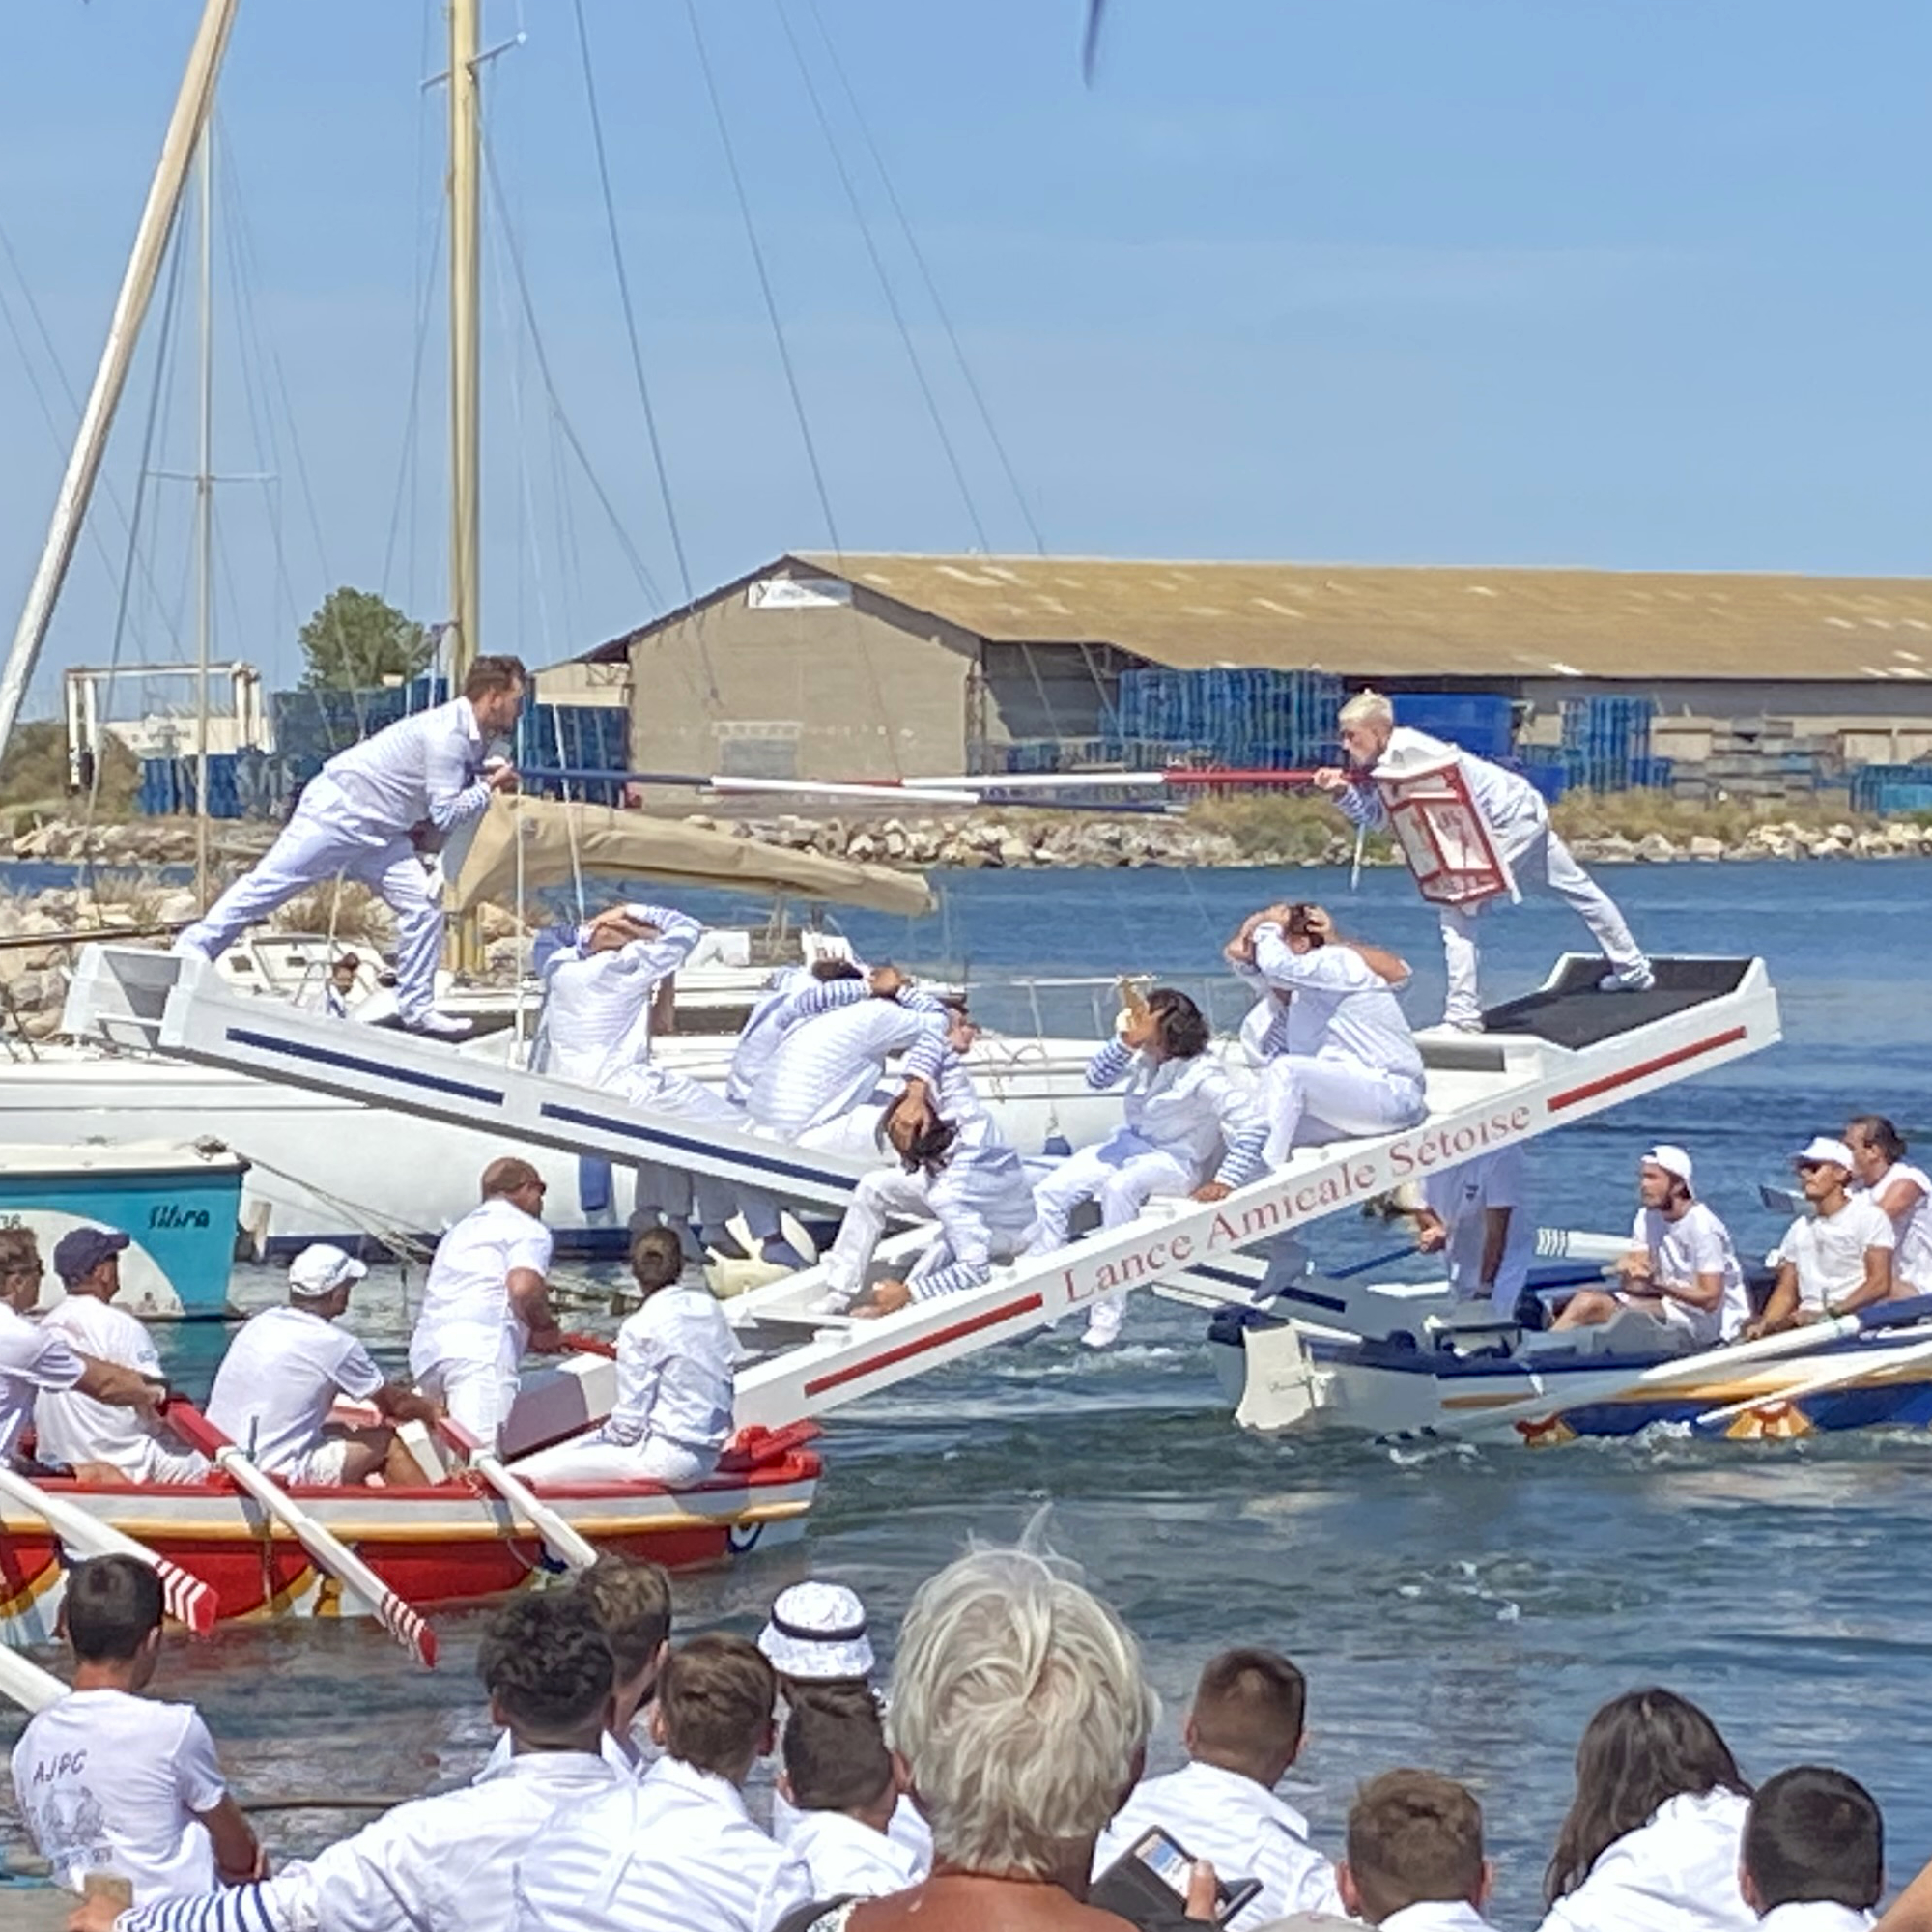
top-left (1741, 1765), bottom-right (1883, 1931)
top-left (1335, 1769), bottom-right (1499, 1932)
top-left (778, 1687), bottom-right (919, 1900)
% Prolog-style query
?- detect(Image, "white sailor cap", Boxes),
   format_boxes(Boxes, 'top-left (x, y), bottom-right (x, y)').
top-left (288, 1243), bottom-right (368, 1297)
top-left (1794, 1136), bottom-right (1856, 1172)
top-left (757, 1581), bottom-right (875, 1682)
top-left (1642, 1145), bottom-right (1694, 1188)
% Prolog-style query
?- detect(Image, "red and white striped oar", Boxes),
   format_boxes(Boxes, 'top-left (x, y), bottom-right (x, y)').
top-left (0, 1463), bottom-right (216, 1635)
top-left (166, 1404), bottom-right (436, 1668)
top-left (437, 1415), bottom-right (598, 1573)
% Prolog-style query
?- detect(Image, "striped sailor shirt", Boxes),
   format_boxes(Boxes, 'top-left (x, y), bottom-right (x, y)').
top-left (315, 696), bottom-right (493, 838)
top-left (538, 905), bottom-right (701, 1087)
top-left (747, 997), bottom-right (948, 1142)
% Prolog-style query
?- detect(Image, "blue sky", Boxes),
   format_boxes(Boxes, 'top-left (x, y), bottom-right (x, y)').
top-left (2, 1), bottom-right (1928, 712)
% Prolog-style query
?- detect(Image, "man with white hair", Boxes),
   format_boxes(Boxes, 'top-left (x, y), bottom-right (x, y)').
top-left (177, 655), bottom-right (529, 1037)
top-left (1230, 903), bottom-right (1428, 1163)
top-left (1552, 1145), bottom-right (1749, 1347)
top-left (1315, 688), bottom-right (1653, 1031)
top-left (1749, 1138), bottom-right (1898, 1338)
top-left (207, 1243), bottom-right (439, 1485)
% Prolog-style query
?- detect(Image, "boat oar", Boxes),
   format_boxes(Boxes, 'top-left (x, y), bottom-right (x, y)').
top-left (0, 1463), bottom-right (216, 1635)
top-left (164, 1403), bottom-right (437, 1668)
top-left (1455, 1294), bottom-right (1932, 1436)
top-left (436, 1416), bottom-right (598, 1573)
top-left (0, 1644), bottom-right (66, 1715)
top-left (1695, 1328), bottom-right (1932, 1427)
top-left (559, 1331), bottom-right (617, 1358)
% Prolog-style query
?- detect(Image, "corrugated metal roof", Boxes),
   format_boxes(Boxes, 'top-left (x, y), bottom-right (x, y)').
top-left (588, 553), bottom-right (1932, 683)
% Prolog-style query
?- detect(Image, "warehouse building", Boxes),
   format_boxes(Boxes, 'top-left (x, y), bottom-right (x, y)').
top-left (554, 554), bottom-right (1932, 803)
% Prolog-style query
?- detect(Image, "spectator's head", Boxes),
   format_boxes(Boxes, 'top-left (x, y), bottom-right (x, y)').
top-left (285, 1242), bottom-right (367, 1322)
top-left (330, 952), bottom-right (361, 990)
top-left (477, 1592), bottom-right (613, 1751)
top-left (464, 654), bottom-right (529, 734)
top-left (886, 1546), bottom-right (1156, 1886)
top-left (1148, 989), bottom-right (1210, 1063)
top-left (1845, 1115), bottom-right (1908, 1190)
top-left (758, 1580), bottom-right (876, 1692)
top-left (652, 1634), bottom-right (779, 1785)
top-left (628, 1227), bottom-right (684, 1300)
top-left (0, 1227), bottom-right (40, 1314)
top-left (1183, 1647), bottom-right (1307, 1788)
top-left (480, 1156), bottom-right (547, 1219)
top-left (781, 1682), bottom-right (898, 1832)
top-left (51, 1226), bottom-right (130, 1303)
top-left (1341, 1770), bottom-right (1490, 1924)
top-left (1338, 688), bottom-right (1396, 765)
top-left (575, 1553), bottom-right (673, 1732)
top-left (61, 1556), bottom-right (164, 1688)
top-left (1548, 1689), bottom-right (1749, 1906)
top-left (1741, 1766), bottom-right (1884, 1917)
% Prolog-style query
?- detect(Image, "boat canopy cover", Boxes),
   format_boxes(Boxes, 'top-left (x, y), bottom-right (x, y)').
top-left (447, 795), bottom-right (936, 919)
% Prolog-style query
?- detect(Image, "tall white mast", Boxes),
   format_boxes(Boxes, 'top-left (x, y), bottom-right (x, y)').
top-left (194, 124), bottom-right (215, 905)
top-left (0, 0), bottom-right (241, 757)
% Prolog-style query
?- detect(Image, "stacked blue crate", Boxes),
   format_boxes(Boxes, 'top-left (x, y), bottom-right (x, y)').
top-left (1392, 693), bottom-right (1514, 759)
top-left (1112, 668), bottom-right (1340, 768)
top-left (1561, 696), bottom-right (1656, 792)
top-left (1851, 764), bottom-right (1932, 815)
top-left (515, 704), bottom-right (629, 805)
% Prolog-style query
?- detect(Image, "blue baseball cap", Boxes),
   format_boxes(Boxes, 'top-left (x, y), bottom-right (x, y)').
top-left (52, 1226), bottom-right (131, 1286)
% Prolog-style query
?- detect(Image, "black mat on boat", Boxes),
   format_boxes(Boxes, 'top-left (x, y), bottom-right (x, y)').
top-left (1483, 957), bottom-right (1753, 1050)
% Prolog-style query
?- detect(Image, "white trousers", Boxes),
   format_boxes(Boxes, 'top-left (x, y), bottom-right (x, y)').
top-left (179, 781), bottom-right (443, 1024)
top-left (618, 1066), bottom-right (781, 1241)
top-left (416, 1352), bottom-right (519, 1452)
top-left (1440, 822), bottom-right (1644, 1027)
top-left (1261, 1054), bottom-right (1427, 1165)
top-left (796, 1102), bottom-right (888, 1161)
top-left (1027, 1130), bottom-right (1195, 1252)
top-left (822, 1163), bottom-right (1031, 1304)
top-left (822, 1168), bottom-right (930, 1302)
top-left (510, 1433), bottom-right (715, 1487)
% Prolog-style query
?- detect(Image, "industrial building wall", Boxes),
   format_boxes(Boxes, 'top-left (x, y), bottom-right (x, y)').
top-left (624, 584), bottom-right (976, 781)
top-left (977, 640), bottom-right (1129, 745)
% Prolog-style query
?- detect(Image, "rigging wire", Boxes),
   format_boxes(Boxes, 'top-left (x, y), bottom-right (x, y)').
top-left (804, 0), bottom-right (1046, 554)
top-left (772, 0), bottom-right (991, 553)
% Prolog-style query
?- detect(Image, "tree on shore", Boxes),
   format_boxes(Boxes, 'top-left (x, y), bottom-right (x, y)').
top-left (298, 587), bottom-right (434, 691)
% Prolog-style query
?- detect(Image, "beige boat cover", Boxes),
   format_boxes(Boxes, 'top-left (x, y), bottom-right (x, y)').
top-left (447, 794), bottom-right (935, 918)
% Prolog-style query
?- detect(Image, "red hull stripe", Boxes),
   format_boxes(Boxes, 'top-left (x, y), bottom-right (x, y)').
top-left (804, 1293), bottom-right (1047, 1399)
top-left (1546, 1027), bottom-right (1747, 1113)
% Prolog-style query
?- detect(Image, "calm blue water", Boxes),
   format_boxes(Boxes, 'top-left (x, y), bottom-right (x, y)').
top-left (7, 858), bottom-right (1932, 1921)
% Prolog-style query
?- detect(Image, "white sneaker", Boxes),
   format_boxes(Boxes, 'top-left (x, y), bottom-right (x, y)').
top-left (1444, 1013), bottom-right (1486, 1035)
top-left (1597, 961), bottom-right (1656, 994)
top-left (403, 1010), bottom-right (473, 1038)
top-left (1081, 1301), bottom-right (1124, 1350)
top-left (808, 1291), bottom-right (856, 1318)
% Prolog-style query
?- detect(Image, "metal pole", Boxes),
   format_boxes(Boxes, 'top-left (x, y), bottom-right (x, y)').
top-left (194, 124), bottom-right (214, 907)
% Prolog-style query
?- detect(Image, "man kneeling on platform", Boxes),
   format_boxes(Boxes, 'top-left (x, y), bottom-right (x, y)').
top-left (206, 1244), bottom-right (440, 1487)
top-left (513, 1228), bottom-right (734, 1488)
top-left (1553, 1146), bottom-right (1749, 1349)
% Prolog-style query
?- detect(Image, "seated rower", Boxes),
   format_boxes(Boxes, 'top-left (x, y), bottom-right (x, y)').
top-left (1028, 987), bottom-right (1267, 1348)
top-left (1845, 1114), bottom-right (1932, 1297)
top-left (34, 1228), bottom-right (210, 1485)
top-left (1749, 1138), bottom-right (1898, 1338)
top-left (1553, 1145), bottom-right (1749, 1348)
top-left (512, 1228), bottom-right (733, 1488)
top-left (1412, 1147), bottom-right (1537, 1321)
top-left (1230, 903), bottom-right (1428, 1164)
top-left (816, 1100), bottom-right (1036, 1321)
top-left (207, 1244), bottom-right (440, 1485)
top-left (0, 1228), bottom-right (162, 1475)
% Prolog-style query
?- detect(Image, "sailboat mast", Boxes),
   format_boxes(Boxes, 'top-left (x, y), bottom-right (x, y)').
top-left (447, 0), bottom-right (483, 973)
top-left (0, 0), bottom-right (239, 758)
top-left (194, 125), bottom-right (215, 907)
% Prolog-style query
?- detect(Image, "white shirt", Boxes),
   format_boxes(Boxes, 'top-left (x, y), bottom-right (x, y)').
top-left (1339, 725), bottom-right (1548, 840)
top-left (313, 695), bottom-right (490, 839)
top-left (410, 1198), bottom-right (555, 1378)
top-left (1759, 1906), bottom-right (1876, 1932)
top-left (1383, 1904), bottom-right (1501, 1932)
top-left (1536, 1788), bottom-right (1755, 1932)
top-left (593, 1283), bottom-right (734, 1456)
top-left (1251, 927), bottom-right (1426, 1084)
top-left (34, 1295), bottom-right (167, 1477)
top-left (749, 998), bottom-right (947, 1141)
top-left (1862, 1160), bottom-right (1932, 1293)
top-left (771, 1788), bottom-right (934, 1871)
top-left (728, 967), bottom-right (845, 1106)
top-left (539, 906), bottom-right (702, 1088)
top-left (1773, 1198), bottom-right (1896, 1315)
top-left (1423, 1148), bottom-right (1535, 1315)
top-left (12, 1688), bottom-right (226, 1903)
top-left (0, 1300), bottom-right (85, 1463)
top-left (479, 1727), bottom-right (651, 1785)
top-left (1090, 1039), bottom-right (1264, 1180)
top-left (781, 1808), bottom-right (921, 1900)
top-left (1634, 1200), bottom-right (1750, 1344)
top-left (205, 1304), bottom-right (384, 1476)
top-left (514, 1756), bottom-right (812, 1932)
top-left (1094, 1761), bottom-right (1343, 1930)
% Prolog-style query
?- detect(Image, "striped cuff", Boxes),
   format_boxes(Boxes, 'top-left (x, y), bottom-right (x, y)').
top-left (1214, 1125), bottom-right (1272, 1189)
top-left (1086, 1037), bottom-right (1134, 1092)
top-left (901, 1025), bottom-right (949, 1085)
top-left (908, 1255), bottom-right (991, 1300)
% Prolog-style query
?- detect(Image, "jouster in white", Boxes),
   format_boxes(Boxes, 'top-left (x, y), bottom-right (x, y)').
top-left (1320, 693), bottom-right (1651, 1029)
top-left (1534, 1788), bottom-right (1755, 1932)
top-left (177, 662), bottom-right (526, 1034)
top-left (1417, 1147), bottom-right (1536, 1318)
top-left (512, 1755), bottom-right (811, 1932)
top-left (1094, 1760), bottom-right (1343, 1930)
top-left (781, 1808), bottom-right (922, 1900)
top-left (409, 1165), bottom-right (560, 1451)
top-left (727, 967), bottom-right (868, 1106)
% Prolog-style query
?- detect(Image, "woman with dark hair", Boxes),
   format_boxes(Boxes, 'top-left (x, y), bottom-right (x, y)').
top-left (1027, 987), bottom-right (1267, 1348)
top-left (1846, 1115), bottom-right (1932, 1295)
top-left (1537, 1689), bottom-right (1756, 1932)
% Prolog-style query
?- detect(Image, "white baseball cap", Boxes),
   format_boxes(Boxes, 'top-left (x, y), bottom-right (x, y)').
top-left (288, 1243), bottom-right (369, 1298)
top-left (756, 1581), bottom-right (875, 1682)
top-left (1642, 1145), bottom-right (1694, 1188)
top-left (1794, 1137), bottom-right (1856, 1172)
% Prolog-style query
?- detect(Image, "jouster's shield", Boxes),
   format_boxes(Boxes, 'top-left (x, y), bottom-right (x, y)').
top-left (1371, 753), bottom-right (1516, 909)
